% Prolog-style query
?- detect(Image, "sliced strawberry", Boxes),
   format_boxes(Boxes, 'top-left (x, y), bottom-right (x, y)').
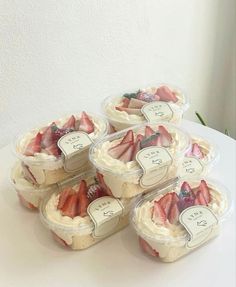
top-left (51, 232), bottom-right (68, 247)
top-left (44, 143), bottom-right (61, 157)
top-left (158, 125), bottom-right (172, 147)
top-left (158, 193), bottom-right (173, 218)
top-left (24, 132), bottom-right (42, 156)
top-left (108, 141), bottom-right (131, 159)
top-left (145, 126), bottom-right (155, 137)
top-left (136, 134), bottom-right (144, 141)
top-left (171, 192), bottom-right (180, 205)
top-left (155, 86), bottom-right (178, 103)
top-left (119, 143), bottom-right (134, 163)
top-left (61, 193), bottom-right (78, 218)
top-left (79, 111), bottom-right (94, 134)
top-left (121, 97), bottom-right (130, 108)
top-left (168, 203), bottom-right (179, 224)
top-left (57, 187), bottom-right (74, 210)
top-left (21, 163), bottom-right (38, 185)
top-left (41, 123), bottom-right (56, 148)
top-left (137, 92), bottom-right (160, 103)
top-left (194, 196), bottom-right (200, 205)
top-left (115, 106), bottom-right (142, 115)
top-left (178, 197), bottom-right (195, 212)
top-left (139, 237), bottom-right (159, 257)
top-left (132, 139), bottom-right (141, 160)
top-left (121, 130), bottom-right (134, 144)
top-left (96, 172), bottom-right (113, 196)
top-left (128, 98), bottom-right (147, 109)
top-left (17, 193), bottom-right (37, 210)
top-left (199, 180), bottom-right (211, 204)
top-left (192, 143), bottom-right (204, 159)
top-left (152, 201), bottom-right (167, 224)
top-left (195, 190), bottom-right (207, 206)
top-left (180, 181), bottom-right (192, 195)
top-left (77, 180), bottom-right (89, 217)
top-left (62, 115), bottom-right (76, 130)
top-left (141, 133), bottom-right (160, 148)
top-left (87, 184), bottom-right (105, 202)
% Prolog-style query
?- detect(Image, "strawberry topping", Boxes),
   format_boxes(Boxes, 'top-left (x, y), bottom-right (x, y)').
top-left (24, 132), bottom-right (42, 156)
top-left (79, 111), bottom-right (94, 134)
top-left (152, 201), bottom-right (167, 224)
top-left (121, 130), bottom-right (134, 144)
top-left (155, 86), bottom-right (178, 103)
top-left (77, 180), bottom-right (90, 217)
top-left (139, 237), bottom-right (159, 257)
top-left (119, 143), bottom-right (134, 163)
top-left (61, 193), bottom-right (78, 218)
top-left (62, 115), bottom-right (76, 130)
top-left (57, 187), bottom-right (74, 209)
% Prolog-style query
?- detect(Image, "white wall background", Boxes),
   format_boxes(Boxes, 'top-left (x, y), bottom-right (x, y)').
top-left (0, 0), bottom-right (235, 148)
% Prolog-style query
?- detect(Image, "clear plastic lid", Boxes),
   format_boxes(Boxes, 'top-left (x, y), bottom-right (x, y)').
top-left (102, 83), bottom-right (189, 125)
top-left (130, 176), bottom-right (231, 244)
top-left (89, 122), bottom-right (191, 177)
top-left (39, 170), bottom-right (133, 234)
top-left (13, 112), bottom-right (108, 166)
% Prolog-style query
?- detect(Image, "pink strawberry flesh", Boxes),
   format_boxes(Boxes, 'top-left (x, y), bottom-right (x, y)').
top-left (44, 143), bottom-right (61, 157)
top-left (41, 123), bottom-right (56, 148)
top-left (139, 237), bottom-right (159, 257)
top-left (115, 106), bottom-right (142, 116)
top-left (121, 130), bottom-right (134, 144)
top-left (145, 126), bottom-right (155, 137)
top-left (152, 201), bottom-right (167, 224)
top-left (21, 163), bottom-right (38, 185)
top-left (62, 115), bottom-right (76, 130)
top-left (77, 180), bottom-right (89, 217)
top-left (158, 125), bottom-right (172, 147)
top-left (158, 193), bottom-right (173, 218)
top-left (121, 97), bottom-right (130, 108)
top-left (57, 187), bottom-right (74, 210)
top-left (96, 172), bottom-right (113, 196)
top-left (136, 134), bottom-right (144, 141)
top-left (87, 184), bottom-right (105, 202)
top-left (24, 132), bottom-right (42, 156)
top-left (155, 86), bottom-right (178, 103)
top-left (108, 141), bottom-right (131, 159)
top-left (128, 98), bottom-right (147, 109)
top-left (199, 180), bottom-right (211, 204)
top-left (195, 190), bottom-right (207, 206)
top-left (132, 139), bottom-right (141, 160)
top-left (178, 197), bottom-right (195, 213)
top-left (192, 143), bottom-right (204, 159)
top-left (79, 111), bottom-right (94, 134)
top-left (118, 143), bottom-right (134, 163)
top-left (168, 203), bottom-right (179, 224)
top-left (61, 193), bottom-right (78, 218)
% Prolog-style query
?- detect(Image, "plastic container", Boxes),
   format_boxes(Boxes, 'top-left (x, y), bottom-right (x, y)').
top-left (10, 161), bottom-right (58, 210)
top-left (40, 170), bottom-right (133, 250)
top-left (131, 177), bottom-right (230, 262)
top-left (180, 135), bottom-right (219, 178)
top-left (89, 122), bottom-right (191, 198)
top-left (13, 112), bottom-right (108, 185)
top-left (102, 84), bottom-right (189, 131)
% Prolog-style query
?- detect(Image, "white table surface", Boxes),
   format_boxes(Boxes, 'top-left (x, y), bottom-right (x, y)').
top-left (0, 120), bottom-right (235, 287)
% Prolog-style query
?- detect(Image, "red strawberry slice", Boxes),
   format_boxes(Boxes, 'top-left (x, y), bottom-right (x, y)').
top-left (171, 192), bottom-right (180, 205)
top-left (199, 180), bottom-right (211, 204)
top-left (152, 201), bottom-right (167, 224)
top-left (158, 125), bottom-right (172, 147)
top-left (57, 187), bottom-right (74, 210)
top-left (41, 123), bottom-right (56, 148)
top-left (158, 193), bottom-right (173, 218)
top-left (61, 193), bottom-right (78, 218)
top-left (44, 143), bottom-right (61, 157)
top-left (87, 184), bottom-right (105, 202)
top-left (108, 141), bottom-right (131, 159)
top-left (132, 139), bottom-right (141, 160)
top-left (24, 132), bottom-right (42, 156)
top-left (121, 97), bottom-right (130, 108)
top-left (119, 143), bottom-right (134, 163)
top-left (115, 106), bottom-right (142, 116)
top-left (62, 115), bottom-right (76, 130)
top-left (181, 181), bottom-right (192, 194)
top-left (136, 134), bottom-right (144, 141)
top-left (155, 86), bottom-right (178, 103)
top-left (77, 180), bottom-right (89, 217)
top-left (139, 237), bottom-right (159, 257)
top-left (21, 163), bottom-right (38, 185)
top-left (96, 172), bottom-right (113, 196)
top-left (51, 232), bottom-right (68, 247)
top-left (145, 126), bottom-right (155, 137)
top-left (128, 98), bottom-right (147, 109)
top-left (195, 190), bottom-right (207, 206)
top-left (168, 203), bottom-right (179, 224)
top-left (79, 111), bottom-right (94, 134)
top-left (192, 143), bottom-right (204, 159)
top-left (121, 130), bottom-right (134, 144)
top-left (17, 193), bottom-right (37, 210)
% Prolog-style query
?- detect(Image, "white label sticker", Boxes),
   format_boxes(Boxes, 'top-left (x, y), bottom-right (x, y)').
top-left (141, 102), bottom-right (174, 122)
top-left (180, 157), bottom-right (204, 177)
top-left (87, 196), bottom-right (124, 238)
top-left (136, 147), bottom-right (173, 188)
top-left (179, 206), bottom-right (219, 249)
top-left (57, 131), bottom-right (93, 172)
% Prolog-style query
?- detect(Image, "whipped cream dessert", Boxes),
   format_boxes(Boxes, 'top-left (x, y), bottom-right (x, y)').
top-left (90, 123), bottom-right (190, 198)
top-left (103, 85), bottom-right (189, 131)
top-left (11, 162), bottom-right (56, 210)
top-left (14, 112), bottom-right (108, 185)
top-left (40, 173), bottom-right (132, 250)
top-left (132, 178), bottom-right (228, 262)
